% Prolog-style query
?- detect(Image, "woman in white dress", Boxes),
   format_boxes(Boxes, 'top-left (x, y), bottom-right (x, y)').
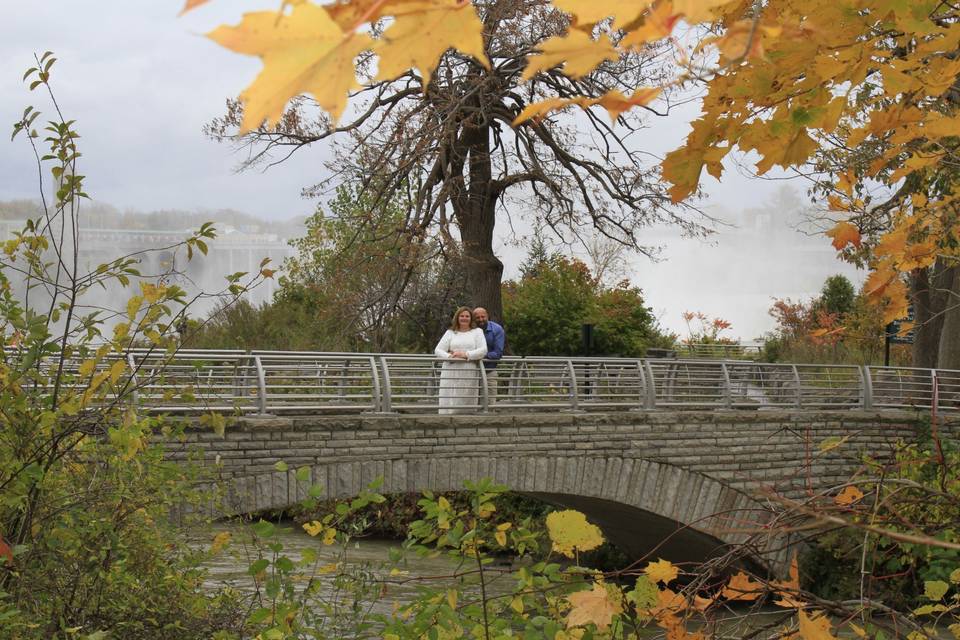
top-left (434, 306), bottom-right (488, 414)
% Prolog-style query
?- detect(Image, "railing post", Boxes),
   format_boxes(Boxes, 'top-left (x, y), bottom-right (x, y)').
top-left (253, 355), bottom-right (268, 415)
top-left (368, 356), bottom-right (382, 413)
top-left (635, 360), bottom-right (647, 410)
top-left (720, 362), bottom-right (733, 409)
top-left (791, 364), bottom-right (802, 408)
top-left (643, 359), bottom-right (657, 409)
top-left (478, 361), bottom-right (489, 413)
top-left (126, 352), bottom-right (139, 408)
top-left (566, 359), bottom-right (579, 411)
top-left (932, 369), bottom-right (939, 414)
top-left (378, 356), bottom-right (393, 413)
top-left (860, 366), bottom-right (873, 409)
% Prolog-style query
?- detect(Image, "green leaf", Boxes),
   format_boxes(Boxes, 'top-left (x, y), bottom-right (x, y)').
top-left (626, 575), bottom-right (659, 610)
top-left (248, 558), bottom-right (270, 575)
top-left (274, 461), bottom-right (288, 472)
top-left (251, 520), bottom-right (275, 538)
top-left (296, 466), bottom-right (311, 482)
top-left (924, 580), bottom-right (949, 601)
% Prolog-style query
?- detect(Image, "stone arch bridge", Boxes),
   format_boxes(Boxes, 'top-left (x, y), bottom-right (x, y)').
top-left (162, 408), bottom-right (957, 572)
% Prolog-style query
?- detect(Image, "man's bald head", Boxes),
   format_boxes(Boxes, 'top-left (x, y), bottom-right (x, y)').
top-left (473, 307), bottom-right (489, 327)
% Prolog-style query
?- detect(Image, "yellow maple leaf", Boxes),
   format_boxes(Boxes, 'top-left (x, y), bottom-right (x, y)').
top-left (875, 229), bottom-right (907, 259)
top-left (796, 609), bottom-right (837, 640)
top-left (825, 221), bottom-right (861, 251)
top-left (208, 3), bottom-right (373, 131)
top-left (644, 558), bottom-right (679, 585)
top-left (662, 147), bottom-right (705, 203)
top-left (375, 0), bottom-right (490, 86)
top-left (834, 485), bottom-right (864, 506)
top-left (671, 0), bottom-right (738, 23)
top-left (545, 510), bottom-right (604, 558)
top-left (553, 0), bottom-right (651, 28)
top-left (720, 571), bottom-right (763, 601)
top-left (566, 583), bottom-right (623, 631)
top-left (322, 526), bottom-right (338, 545)
top-left (900, 240), bottom-right (937, 271)
top-left (864, 263), bottom-right (896, 299)
top-left (881, 278), bottom-right (910, 325)
top-left (702, 20), bottom-right (777, 62)
top-left (303, 520), bottom-right (323, 536)
top-left (210, 531), bottom-right (232, 554)
top-left (522, 30), bottom-right (619, 81)
top-left (324, 0), bottom-right (418, 31)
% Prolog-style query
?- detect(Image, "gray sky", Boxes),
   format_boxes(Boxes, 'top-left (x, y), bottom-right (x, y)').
top-left (0, 1), bottom-right (861, 340)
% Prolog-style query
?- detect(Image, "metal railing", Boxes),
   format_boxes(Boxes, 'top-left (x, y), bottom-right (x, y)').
top-left (674, 343), bottom-right (764, 360)
top-left (11, 349), bottom-right (960, 415)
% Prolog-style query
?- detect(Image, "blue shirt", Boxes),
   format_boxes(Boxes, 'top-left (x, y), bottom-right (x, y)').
top-left (482, 321), bottom-right (505, 369)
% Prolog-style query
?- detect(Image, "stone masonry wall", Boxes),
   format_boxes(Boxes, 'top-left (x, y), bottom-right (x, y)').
top-left (159, 409), bottom-right (956, 505)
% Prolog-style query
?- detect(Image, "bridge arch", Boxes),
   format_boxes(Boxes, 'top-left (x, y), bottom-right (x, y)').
top-left (220, 454), bottom-right (778, 569)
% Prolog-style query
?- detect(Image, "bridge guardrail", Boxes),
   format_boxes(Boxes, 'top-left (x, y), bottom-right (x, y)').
top-left (6, 348), bottom-right (960, 415)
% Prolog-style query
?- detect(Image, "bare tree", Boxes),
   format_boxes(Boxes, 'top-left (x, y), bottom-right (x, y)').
top-left (206, 0), bottom-right (709, 320)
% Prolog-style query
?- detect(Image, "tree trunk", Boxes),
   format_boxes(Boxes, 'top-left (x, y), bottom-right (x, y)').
top-left (459, 200), bottom-right (505, 321)
top-left (911, 260), bottom-right (958, 369)
top-left (911, 267), bottom-right (943, 368)
top-left (451, 115), bottom-right (505, 321)
top-left (935, 265), bottom-right (960, 370)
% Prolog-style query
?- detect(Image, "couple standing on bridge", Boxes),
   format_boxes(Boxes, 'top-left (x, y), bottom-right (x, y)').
top-left (434, 306), bottom-right (506, 415)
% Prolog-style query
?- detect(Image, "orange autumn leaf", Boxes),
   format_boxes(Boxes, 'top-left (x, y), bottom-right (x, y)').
top-left (692, 593), bottom-right (715, 612)
top-left (180, 0), bottom-right (210, 14)
top-left (773, 555), bottom-right (803, 608)
top-left (834, 485), bottom-right (864, 506)
top-left (621, 2), bottom-right (683, 49)
top-left (566, 583), bottom-right (623, 631)
top-left (593, 88), bottom-right (662, 120)
top-left (645, 558), bottom-right (679, 585)
top-left (825, 221), bottom-right (861, 251)
top-left (648, 587), bottom-right (688, 618)
top-left (720, 571), bottom-right (763, 601)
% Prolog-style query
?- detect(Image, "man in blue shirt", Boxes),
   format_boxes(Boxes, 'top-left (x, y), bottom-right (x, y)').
top-left (473, 307), bottom-right (505, 405)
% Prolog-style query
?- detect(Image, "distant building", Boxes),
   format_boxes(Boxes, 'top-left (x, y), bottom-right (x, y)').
top-left (0, 220), bottom-right (296, 308)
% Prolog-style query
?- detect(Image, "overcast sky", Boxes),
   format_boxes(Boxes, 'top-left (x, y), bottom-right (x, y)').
top-left (0, 1), bottom-right (861, 340)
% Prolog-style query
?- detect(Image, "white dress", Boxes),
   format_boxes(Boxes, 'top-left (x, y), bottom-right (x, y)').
top-left (434, 328), bottom-right (488, 415)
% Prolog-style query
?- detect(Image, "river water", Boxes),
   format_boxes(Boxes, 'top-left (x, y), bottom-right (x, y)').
top-left (197, 519), bottom-right (515, 617)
